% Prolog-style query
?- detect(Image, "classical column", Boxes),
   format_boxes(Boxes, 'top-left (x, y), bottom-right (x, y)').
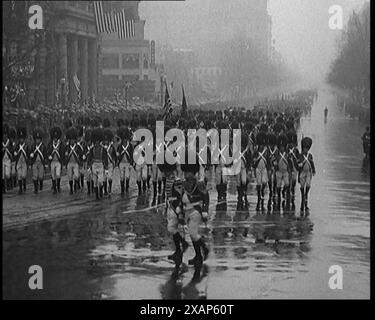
top-left (58, 33), bottom-right (68, 108)
top-left (68, 34), bottom-right (78, 103)
top-left (88, 39), bottom-right (98, 100)
top-left (37, 38), bottom-right (47, 106)
top-left (79, 37), bottom-right (88, 102)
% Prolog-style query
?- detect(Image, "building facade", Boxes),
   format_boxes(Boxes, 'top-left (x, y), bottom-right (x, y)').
top-left (100, 1), bottom-right (158, 102)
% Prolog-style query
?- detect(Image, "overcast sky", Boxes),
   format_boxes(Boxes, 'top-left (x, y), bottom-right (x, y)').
top-left (139, 0), bottom-right (368, 83)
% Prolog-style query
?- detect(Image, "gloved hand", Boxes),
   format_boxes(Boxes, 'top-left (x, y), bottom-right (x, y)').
top-left (201, 211), bottom-right (208, 223)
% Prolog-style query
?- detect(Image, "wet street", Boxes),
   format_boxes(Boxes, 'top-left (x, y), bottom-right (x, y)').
top-left (3, 86), bottom-right (370, 299)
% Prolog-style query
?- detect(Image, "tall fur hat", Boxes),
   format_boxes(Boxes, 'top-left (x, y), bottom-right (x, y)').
top-left (50, 126), bottom-right (62, 140)
top-left (104, 128), bottom-right (114, 141)
top-left (77, 126), bottom-right (84, 138)
top-left (103, 118), bottom-right (111, 128)
top-left (117, 119), bottom-right (125, 127)
top-left (259, 123), bottom-right (268, 133)
top-left (8, 127), bottom-right (17, 139)
top-left (16, 126), bottom-right (27, 139)
top-left (285, 120), bottom-right (294, 131)
top-left (91, 127), bottom-right (104, 143)
top-left (301, 137), bottom-right (312, 150)
top-left (277, 133), bottom-right (288, 148)
top-left (64, 119), bottom-right (73, 130)
top-left (66, 127), bottom-right (78, 140)
top-left (84, 128), bottom-right (92, 142)
top-left (267, 132), bottom-right (277, 146)
top-left (286, 130), bottom-right (297, 145)
top-left (117, 126), bottom-right (131, 140)
top-left (32, 127), bottom-right (44, 140)
top-left (3, 124), bottom-right (9, 136)
top-left (256, 131), bottom-right (267, 146)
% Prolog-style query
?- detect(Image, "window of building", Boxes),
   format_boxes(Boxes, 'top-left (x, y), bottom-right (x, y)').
top-left (103, 54), bottom-right (119, 69)
top-left (122, 54), bottom-right (139, 69)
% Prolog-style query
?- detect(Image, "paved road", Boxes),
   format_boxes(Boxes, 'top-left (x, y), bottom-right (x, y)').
top-left (3, 85), bottom-right (370, 299)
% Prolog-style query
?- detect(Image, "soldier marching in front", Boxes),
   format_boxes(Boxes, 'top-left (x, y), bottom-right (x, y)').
top-left (29, 128), bottom-right (47, 194)
top-left (47, 126), bottom-right (64, 194)
top-left (103, 128), bottom-right (116, 196)
top-left (2, 126), bottom-right (13, 194)
top-left (117, 126), bottom-right (133, 195)
top-left (65, 127), bottom-right (82, 195)
top-left (14, 126), bottom-right (28, 194)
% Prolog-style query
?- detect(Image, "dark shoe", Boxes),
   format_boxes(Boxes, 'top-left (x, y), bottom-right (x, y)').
top-left (103, 181), bottom-right (108, 196)
top-left (69, 181), bottom-right (74, 195)
top-left (120, 180), bottom-right (125, 195)
top-left (137, 181), bottom-right (142, 194)
top-left (108, 180), bottom-right (112, 194)
top-left (39, 179), bottom-right (43, 191)
top-left (81, 175), bottom-right (84, 190)
top-left (33, 180), bottom-right (38, 194)
top-left (126, 179), bottom-right (130, 191)
top-left (52, 180), bottom-right (57, 194)
top-left (18, 180), bottom-right (23, 194)
top-left (95, 187), bottom-right (99, 200)
top-left (99, 186), bottom-right (103, 198)
top-left (57, 178), bottom-right (61, 192)
top-left (188, 255), bottom-right (203, 266)
top-left (87, 181), bottom-right (91, 195)
top-left (23, 179), bottom-right (26, 192)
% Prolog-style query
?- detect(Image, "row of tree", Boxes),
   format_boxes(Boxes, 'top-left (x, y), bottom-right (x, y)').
top-left (327, 2), bottom-right (370, 105)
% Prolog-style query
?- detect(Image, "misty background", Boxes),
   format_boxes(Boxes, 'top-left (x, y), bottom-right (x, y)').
top-left (139, 0), bottom-right (368, 88)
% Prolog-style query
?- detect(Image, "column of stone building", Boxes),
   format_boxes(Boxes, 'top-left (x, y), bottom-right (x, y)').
top-left (68, 34), bottom-right (78, 103)
top-left (88, 39), bottom-right (98, 100)
top-left (37, 37), bottom-right (47, 106)
top-left (79, 37), bottom-right (88, 102)
top-left (58, 33), bottom-right (68, 107)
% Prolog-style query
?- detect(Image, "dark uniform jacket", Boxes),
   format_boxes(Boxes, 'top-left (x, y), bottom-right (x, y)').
top-left (116, 140), bottom-right (134, 165)
top-left (46, 139), bottom-right (64, 163)
top-left (64, 142), bottom-right (83, 166)
top-left (13, 142), bottom-right (29, 165)
top-left (252, 146), bottom-right (270, 170)
top-left (88, 143), bottom-right (108, 169)
top-left (2, 139), bottom-right (14, 161)
top-left (297, 152), bottom-right (316, 174)
top-left (29, 142), bottom-right (47, 165)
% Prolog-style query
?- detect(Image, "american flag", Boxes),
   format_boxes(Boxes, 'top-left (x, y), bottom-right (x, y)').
top-left (93, 1), bottom-right (135, 39)
top-left (162, 81), bottom-right (172, 120)
top-left (73, 74), bottom-right (81, 99)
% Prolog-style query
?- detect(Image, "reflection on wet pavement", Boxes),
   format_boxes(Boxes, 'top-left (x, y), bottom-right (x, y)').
top-left (2, 86), bottom-right (370, 299)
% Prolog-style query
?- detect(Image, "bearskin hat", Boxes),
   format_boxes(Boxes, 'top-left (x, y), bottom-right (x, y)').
top-left (277, 134), bottom-right (288, 148)
top-left (77, 126), bottom-right (84, 138)
top-left (276, 116), bottom-right (284, 124)
top-left (301, 137), bottom-right (312, 150)
top-left (3, 124), bottom-right (9, 136)
top-left (77, 116), bottom-right (84, 126)
top-left (241, 133), bottom-right (249, 149)
top-left (139, 118), bottom-right (147, 128)
top-left (259, 123), bottom-right (268, 133)
top-left (66, 127), bottom-right (78, 140)
top-left (104, 128), bottom-right (114, 141)
top-left (17, 126), bottom-right (27, 139)
top-left (64, 119), bottom-right (73, 130)
top-left (91, 127), bottom-right (104, 143)
top-left (273, 122), bottom-right (284, 134)
top-left (285, 120), bottom-right (294, 131)
top-left (90, 119), bottom-right (99, 128)
top-left (32, 127), bottom-right (44, 140)
top-left (8, 127), bottom-right (17, 140)
top-left (117, 126), bottom-right (131, 140)
top-left (267, 132), bottom-right (277, 146)
top-left (84, 128), bottom-right (92, 142)
top-left (83, 117), bottom-right (91, 127)
top-left (286, 130), bottom-right (297, 145)
top-left (103, 118), bottom-right (111, 128)
top-left (256, 131), bottom-right (267, 146)
top-left (50, 126), bottom-right (62, 140)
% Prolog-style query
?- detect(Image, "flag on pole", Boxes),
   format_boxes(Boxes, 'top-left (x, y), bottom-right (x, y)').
top-left (73, 73), bottom-right (81, 100)
top-left (162, 80), bottom-right (172, 120)
top-left (93, 1), bottom-right (105, 33)
top-left (181, 84), bottom-right (187, 116)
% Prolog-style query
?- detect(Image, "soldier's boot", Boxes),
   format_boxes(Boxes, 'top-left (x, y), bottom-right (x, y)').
top-left (222, 183), bottom-right (227, 201)
top-left (23, 179), bottom-right (26, 192)
top-left (188, 240), bottom-right (203, 266)
top-left (125, 178), bottom-right (130, 192)
top-left (199, 238), bottom-right (209, 261)
top-left (13, 176), bottom-right (17, 190)
top-left (153, 181), bottom-right (157, 198)
top-left (57, 178), bottom-right (61, 193)
top-left (69, 181), bottom-right (74, 195)
top-left (305, 186), bottom-right (310, 211)
top-left (120, 180), bottom-right (125, 195)
top-left (18, 180), bottom-right (23, 194)
top-left (237, 186), bottom-right (242, 202)
top-left (99, 185), bottom-right (103, 198)
top-left (108, 180), bottom-right (112, 194)
top-left (95, 187), bottom-right (99, 200)
top-left (52, 180), bottom-right (57, 194)
top-left (80, 175), bottom-right (84, 191)
top-left (87, 181), bottom-right (91, 195)
top-left (147, 176), bottom-right (151, 189)
top-left (2, 179), bottom-right (6, 194)
top-left (33, 180), bottom-right (38, 194)
top-left (103, 181), bottom-right (108, 196)
top-left (268, 181), bottom-right (273, 198)
top-left (168, 233), bottom-right (183, 265)
top-left (300, 188), bottom-right (305, 213)
top-left (137, 181), bottom-right (142, 195)
top-left (142, 179), bottom-right (147, 192)
top-left (39, 179), bottom-right (43, 191)
top-left (158, 180), bottom-right (162, 194)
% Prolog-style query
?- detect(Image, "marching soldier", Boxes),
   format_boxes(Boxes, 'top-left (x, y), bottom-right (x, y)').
top-left (29, 127), bottom-right (47, 194)
top-left (116, 126), bottom-right (133, 195)
top-left (180, 157), bottom-right (210, 266)
top-left (47, 126), bottom-right (64, 194)
top-left (8, 127), bottom-right (17, 190)
top-left (88, 127), bottom-right (107, 200)
top-left (2, 126), bottom-right (13, 193)
top-left (14, 126), bottom-right (28, 194)
top-left (236, 133), bottom-right (252, 207)
top-left (252, 131), bottom-right (270, 211)
top-left (103, 128), bottom-right (116, 196)
top-left (298, 137), bottom-right (315, 213)
top-left (287, 130), bottom-right (300, 205)
top-left (77, 126), bottom-right (86, 191)
top-left (65, 127), bottom-right (82, 195)
top-left (267, 132), bottom-right (278, 200)
top-left (83, 128), bottom-right (93, 195)
top-left (275, 133), bottom-right (292, 209)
